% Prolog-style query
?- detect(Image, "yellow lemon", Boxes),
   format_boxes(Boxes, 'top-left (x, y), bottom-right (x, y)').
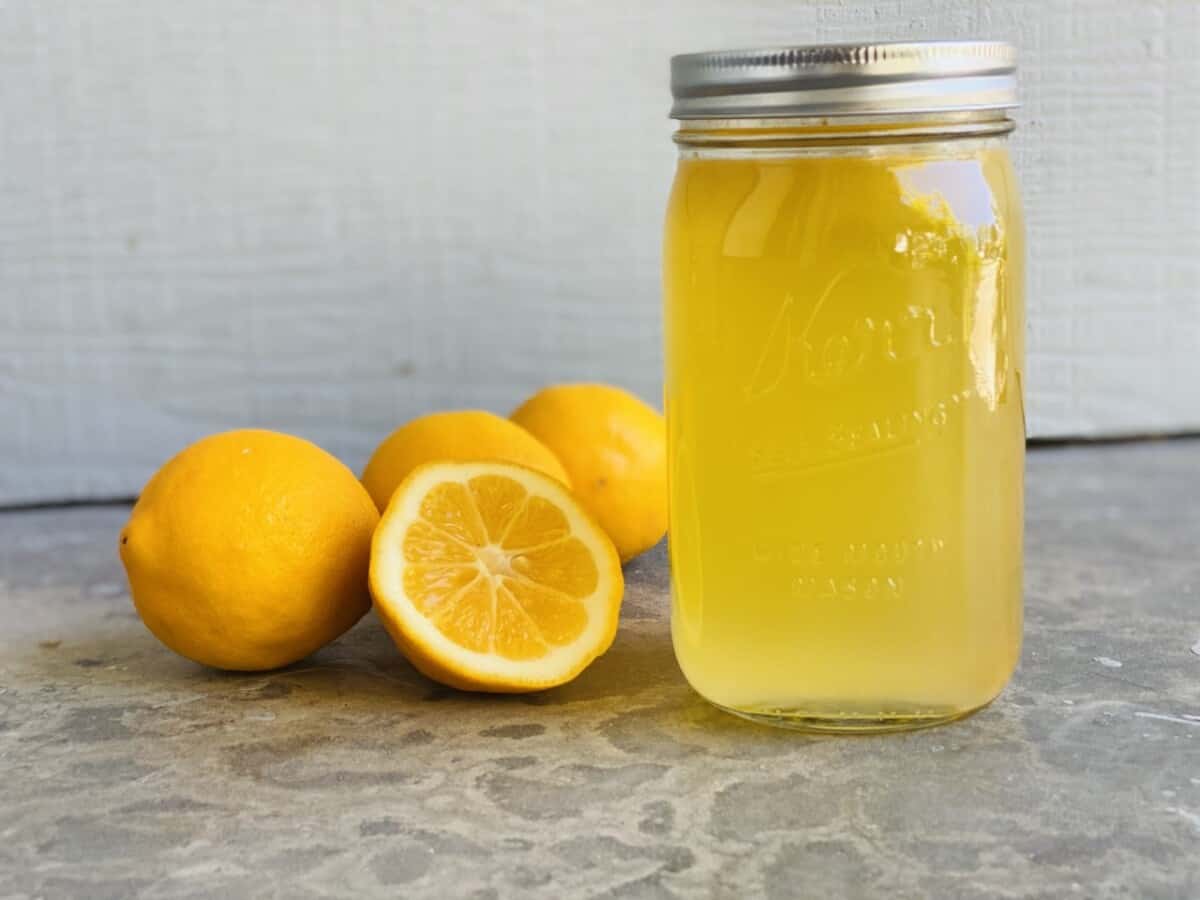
top-left (511, 384), bottom-right (666, 562)
top-left (119, 430), bottom-right (379, 671)
top-left (370, 461), bottom-right (623, 692)
top-left (361, 411), bottom-right (569, 511)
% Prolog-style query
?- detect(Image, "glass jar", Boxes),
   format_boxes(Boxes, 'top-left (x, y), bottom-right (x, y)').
top-left (663, 42), bottom-right (1025, 732)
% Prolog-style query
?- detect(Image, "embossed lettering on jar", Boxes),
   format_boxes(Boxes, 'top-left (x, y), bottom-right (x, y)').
top-left (663, 42), bottom-right (1026, 731)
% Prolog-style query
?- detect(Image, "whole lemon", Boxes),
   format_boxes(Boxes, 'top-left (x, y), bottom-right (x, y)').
top-left (119, 430), bottom-right (379, 671)
top-left (361, 410), bottom-right (568, 511)
top-left (512, 384), bottom-right (666, 562)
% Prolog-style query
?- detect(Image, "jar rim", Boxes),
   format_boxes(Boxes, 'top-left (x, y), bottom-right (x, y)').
top-left (670, 40), bottom-right (1018, 120)
top-left (672, 110), bottom-right (1015, 147)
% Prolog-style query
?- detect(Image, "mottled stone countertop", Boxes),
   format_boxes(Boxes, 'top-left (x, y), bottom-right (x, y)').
top-left (1, 442), bottom-right (1198, 899)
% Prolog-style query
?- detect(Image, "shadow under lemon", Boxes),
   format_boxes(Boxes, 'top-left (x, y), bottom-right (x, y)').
top-left (16, 547), bottom-right (683, 712)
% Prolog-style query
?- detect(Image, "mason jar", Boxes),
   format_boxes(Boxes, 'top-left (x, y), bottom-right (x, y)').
top-left (663, 42), bottom-right (1025, 732)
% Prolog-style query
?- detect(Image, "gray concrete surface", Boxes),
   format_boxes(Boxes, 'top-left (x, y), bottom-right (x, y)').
top-left (1, 441), bottom-right (1198, 899)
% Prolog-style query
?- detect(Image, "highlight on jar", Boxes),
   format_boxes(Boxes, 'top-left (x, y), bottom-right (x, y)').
top-left (663, 41), bottom-right (1025, 732)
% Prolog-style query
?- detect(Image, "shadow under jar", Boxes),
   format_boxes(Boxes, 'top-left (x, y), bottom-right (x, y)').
top-left (663, 42), bottom-right (1025, 732)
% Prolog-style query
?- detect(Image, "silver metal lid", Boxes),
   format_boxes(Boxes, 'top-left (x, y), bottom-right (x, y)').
top-left (670, 40), bottom-right (1017, 119)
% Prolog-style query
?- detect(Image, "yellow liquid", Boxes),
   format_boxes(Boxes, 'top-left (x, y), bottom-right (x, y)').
top-left (663, 141), bottom-right (1025, 730)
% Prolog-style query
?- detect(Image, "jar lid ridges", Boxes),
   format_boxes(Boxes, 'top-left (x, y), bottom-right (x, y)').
top-left (670, 40), bottom-right (1017, 119)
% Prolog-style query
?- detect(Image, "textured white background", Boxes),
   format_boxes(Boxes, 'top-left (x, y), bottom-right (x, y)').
top-left (2, 0), bottom-right (1198, 504)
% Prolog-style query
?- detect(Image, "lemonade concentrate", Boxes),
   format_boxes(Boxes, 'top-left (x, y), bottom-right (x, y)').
top-left (663, 142), bottom-right (1025, 726)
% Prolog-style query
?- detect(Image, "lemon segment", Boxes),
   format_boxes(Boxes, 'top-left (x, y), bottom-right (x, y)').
top-left (370, 461), bottom-right (623, 692)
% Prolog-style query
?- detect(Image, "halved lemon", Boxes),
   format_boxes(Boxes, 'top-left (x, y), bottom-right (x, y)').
top-left (369, 461), bottom-right (624, 692)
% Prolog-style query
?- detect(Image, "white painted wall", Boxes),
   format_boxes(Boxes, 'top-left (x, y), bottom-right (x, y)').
top-left (2, 0), bottom-right (1198, 504)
